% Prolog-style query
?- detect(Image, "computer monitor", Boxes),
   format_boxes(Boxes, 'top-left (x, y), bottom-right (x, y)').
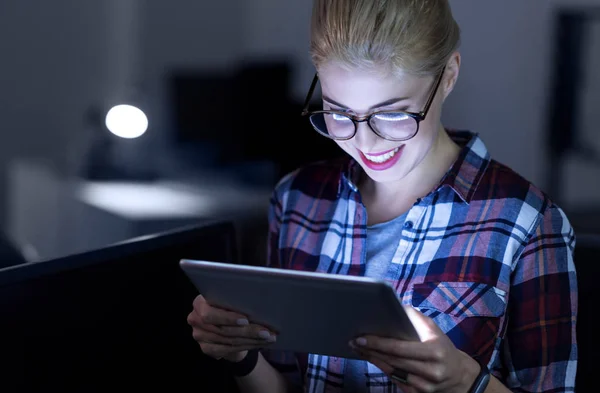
top-left (0, 220), bottom-right (240, 393)
top-left (574, 234), bottom-right (600, 392)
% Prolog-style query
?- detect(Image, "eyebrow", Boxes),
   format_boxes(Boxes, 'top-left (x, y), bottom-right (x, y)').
top-left (322, 95), bottom-right (410, 111)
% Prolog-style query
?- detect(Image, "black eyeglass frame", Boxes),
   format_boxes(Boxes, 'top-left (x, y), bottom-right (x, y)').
top-left (300, 67), bottom-right (446, 141)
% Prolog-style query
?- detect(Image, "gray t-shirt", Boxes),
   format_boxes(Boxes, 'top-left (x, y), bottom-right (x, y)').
top-left (343, 211), bottom-right (408, 391)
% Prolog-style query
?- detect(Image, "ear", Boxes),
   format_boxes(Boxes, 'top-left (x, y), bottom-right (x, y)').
top-left (441, 51), bottom-right (461, 100)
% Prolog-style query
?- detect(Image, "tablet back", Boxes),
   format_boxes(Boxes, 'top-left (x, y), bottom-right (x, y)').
top-left (180, 259), bottom-right (420, 359)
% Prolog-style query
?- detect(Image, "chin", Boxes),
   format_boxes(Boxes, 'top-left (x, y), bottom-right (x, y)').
top-left (361, 165), bottom-right (409, 184)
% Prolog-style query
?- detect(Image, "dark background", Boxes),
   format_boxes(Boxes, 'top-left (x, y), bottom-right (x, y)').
top-left (0, 1), bottom-right (597, 391)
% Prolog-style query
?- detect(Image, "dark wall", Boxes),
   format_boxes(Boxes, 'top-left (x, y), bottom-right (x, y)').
top-left (168, 61), bottom-right (342, 179)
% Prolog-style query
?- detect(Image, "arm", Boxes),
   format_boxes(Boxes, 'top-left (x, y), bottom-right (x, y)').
top-left (233, 184), bottom-right (304, 393)
top-left (233, 352), bottom-right (297, 393)
top-left (500, 203), bottom-right (577, 392)
top-left (462, 203), bottom-right (577, 393)
top-left (352, 203), bottom-right (577, 393)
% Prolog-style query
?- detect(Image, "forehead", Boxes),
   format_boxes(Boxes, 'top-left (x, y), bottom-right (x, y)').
top-left (317, 63), bottom-right (428, 111)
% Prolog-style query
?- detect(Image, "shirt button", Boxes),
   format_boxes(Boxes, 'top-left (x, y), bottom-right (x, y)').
top-left (404, 221), bottom-right (413, 229)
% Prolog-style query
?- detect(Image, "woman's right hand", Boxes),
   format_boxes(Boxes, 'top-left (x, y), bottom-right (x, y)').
top-left (187, 294), bottom-right (277, 362)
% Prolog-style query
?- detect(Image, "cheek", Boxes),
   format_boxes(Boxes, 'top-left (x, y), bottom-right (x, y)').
top-left (415, 121), bottom-right (438, 144)
top-left (334, 141), bottom-right (355, 155)
top-left (421, 99), bottom-right (444, 134)
top-left (407, 129), bottom-right (437, 159)
top-left (411, 103), bottom-right (442, 146)
top-left (401, 121), bottom-right (439, 165)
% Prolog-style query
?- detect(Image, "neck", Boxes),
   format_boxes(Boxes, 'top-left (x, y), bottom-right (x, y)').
top-left (361, 125), bottom-right (460, 203)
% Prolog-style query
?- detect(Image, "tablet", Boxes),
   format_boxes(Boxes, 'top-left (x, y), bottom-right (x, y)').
top-left (179, 259), bottom-right (420, 359)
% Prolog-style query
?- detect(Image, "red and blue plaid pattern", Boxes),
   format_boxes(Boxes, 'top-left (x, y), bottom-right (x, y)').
top-left (262, 131), bottom-right (577, 393)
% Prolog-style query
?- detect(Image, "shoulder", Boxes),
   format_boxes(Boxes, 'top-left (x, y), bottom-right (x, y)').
top-left (271, 157), bottom-right (348, 206)
top-left (475, 158), bottom-right (572, 241)
top-left (449, 130), bottom-right (570, 239)
top-left (476, 159), bottom-right (547, 207)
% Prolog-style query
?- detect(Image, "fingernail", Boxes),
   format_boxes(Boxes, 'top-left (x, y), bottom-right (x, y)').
top-left (258, 330), bottom-right (271, 340)
top-left (356, 337), bottom-right (367, 346)
top-left (267, 335), bottom-right (277, 343)
top-left (237, 318), bottom-right (249, 326)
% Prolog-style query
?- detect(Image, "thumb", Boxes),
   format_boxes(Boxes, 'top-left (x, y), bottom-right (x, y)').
top-left (403, 305), bottom-right (443, 342)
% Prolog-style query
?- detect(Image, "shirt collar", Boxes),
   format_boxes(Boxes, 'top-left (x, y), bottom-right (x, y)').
top-left (439, 130), bottom-right (491, 203)
top-left (337, 130), bottom-right (491, 203)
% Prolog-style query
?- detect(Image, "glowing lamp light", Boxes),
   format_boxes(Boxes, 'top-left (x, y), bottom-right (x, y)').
top-left (104, 104), bottom-right (148, 139)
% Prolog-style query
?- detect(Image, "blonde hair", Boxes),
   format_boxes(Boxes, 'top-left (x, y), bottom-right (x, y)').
top-left (310, 0), bottom-right (460, 77)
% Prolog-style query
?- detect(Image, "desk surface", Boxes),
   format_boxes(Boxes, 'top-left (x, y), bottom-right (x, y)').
top-left (75, 180), bottom-right (272, 220)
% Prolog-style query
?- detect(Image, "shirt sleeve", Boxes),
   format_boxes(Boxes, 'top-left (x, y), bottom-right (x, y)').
top-left (260, 182), bottom-right (305, 388)
top-left (502, 203), bottom-right (577, 392)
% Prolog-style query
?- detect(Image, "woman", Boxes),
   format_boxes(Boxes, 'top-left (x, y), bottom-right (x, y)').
top-left (187, 1), bottom-right (578, 392)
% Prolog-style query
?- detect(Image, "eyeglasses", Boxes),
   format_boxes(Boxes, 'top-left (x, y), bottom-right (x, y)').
top-left (300, 67), bottom-right (445, 142)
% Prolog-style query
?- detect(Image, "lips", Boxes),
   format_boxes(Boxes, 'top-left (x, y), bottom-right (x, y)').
top-left (358, 145), bottom-right (404, 171)
top-left (364, 147), bottom-right (398, 157)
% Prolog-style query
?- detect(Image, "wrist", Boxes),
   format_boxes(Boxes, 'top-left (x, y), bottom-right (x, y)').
top-left (459, 351), bottom-right (481, 389)
top-left (220, 349), bottom-right (260, 377)
top-left (223, 350), bottom-right (248, 363)
top-left (460, 352), bottom-right (491, 393)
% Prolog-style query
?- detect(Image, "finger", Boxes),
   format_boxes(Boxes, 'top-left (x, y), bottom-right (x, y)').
top-left (403, 305), bottom-right (443, 342)
top-left (356, 354), bottom-right (419, 393)
top-left (353, 336), bottom-right (443, 361)
top-left (193, 328), bottom-right (272, 347)
top-left (191, 297), bottom-right (249, 327)
top-left (216, 324), bottom-right (277, 341)
top-left (200, 342), bottom-right (268, 360)
top-left (352, 345), bottom-right (447, 384)
top-left (199, 323), bottom-right (277, 343)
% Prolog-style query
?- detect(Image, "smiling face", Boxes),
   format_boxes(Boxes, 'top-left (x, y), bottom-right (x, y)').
top-left (317, 63), bottom-right (448, 185)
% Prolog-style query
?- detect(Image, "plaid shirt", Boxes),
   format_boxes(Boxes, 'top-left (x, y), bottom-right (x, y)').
top-left (262, 131), bottom-right (577, 393)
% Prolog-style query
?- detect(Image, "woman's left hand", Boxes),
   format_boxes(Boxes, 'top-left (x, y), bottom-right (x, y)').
top-left (350, 306), bottom-right (481, 393)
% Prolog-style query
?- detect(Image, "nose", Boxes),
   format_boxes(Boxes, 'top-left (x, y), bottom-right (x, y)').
top-left (353, 121), bottom-right (379, 151)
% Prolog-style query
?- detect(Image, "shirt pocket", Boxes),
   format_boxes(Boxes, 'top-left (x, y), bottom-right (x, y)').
top-left (411, 281), bottom-right (508, 359)
top-left (412, 281), bottom-right (507, 318)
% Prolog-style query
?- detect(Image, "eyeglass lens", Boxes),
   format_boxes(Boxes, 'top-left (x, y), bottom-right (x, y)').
top-left (309, 112), bottom-right (417, 140)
